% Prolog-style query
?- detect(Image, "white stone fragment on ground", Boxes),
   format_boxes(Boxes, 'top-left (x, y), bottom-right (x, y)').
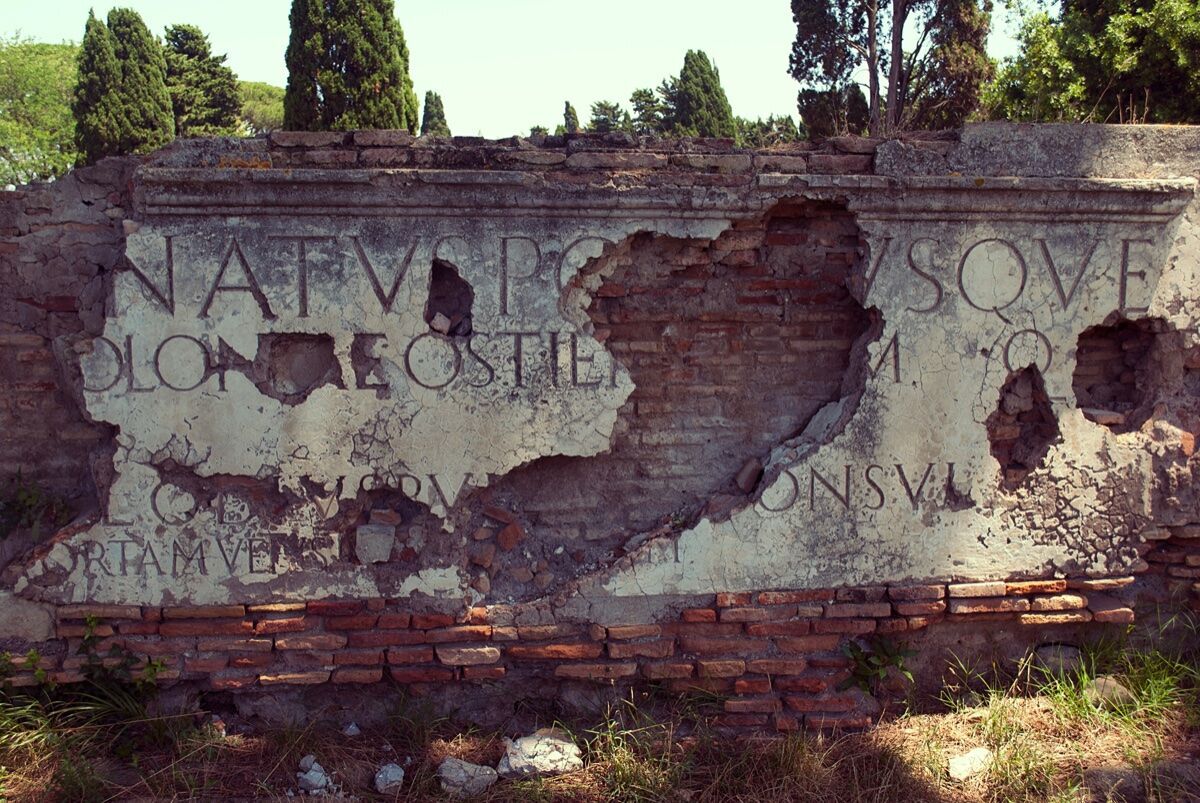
top-left (296, 754), bottom-right (330, 792)
top-left (341, 722), bottom-right (361, 737)
top-left (948, 747), bottom-right (993, 780)
top-left (496, 727), bottom-right (584, 779)
top-left (438, 756), bottom-right (499, 798)
top-left (374, 762), bottom-right (406, 793)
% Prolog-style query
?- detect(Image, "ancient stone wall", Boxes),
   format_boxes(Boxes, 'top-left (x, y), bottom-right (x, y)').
top-left (1, 124), bottom-right (1198, 731)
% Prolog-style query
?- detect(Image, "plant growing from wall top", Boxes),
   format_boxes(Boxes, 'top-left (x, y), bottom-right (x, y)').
top-left (283, 0), bottom-right (419, 131)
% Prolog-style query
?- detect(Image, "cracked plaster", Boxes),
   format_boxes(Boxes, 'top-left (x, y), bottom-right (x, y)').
top-left (7, 125), bottom-right (1200, 613)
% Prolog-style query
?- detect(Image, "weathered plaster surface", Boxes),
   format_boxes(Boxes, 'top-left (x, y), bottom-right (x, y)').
top-left (8, 125), bottom-right (1200, 611)
top-left (599, 178), bottom-right (1197, 597)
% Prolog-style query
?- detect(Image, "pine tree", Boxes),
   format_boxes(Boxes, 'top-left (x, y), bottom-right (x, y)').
top-left (283, 0), bottom-right (419, 131)
top-left (73, 11), bottom-right (126, 162)
top-left (420, 90), bottom-right (450, 136)
top-left (563, 101), bottom-right (580, 134)
top-left (106, 7), bottom-right (174, 153)
top-left (588, 100), bottom-right (625, 133)
top-left (164, 24), bottom-right (241, 137)
top-left (630, 87), bottom-right (665, 135)
top-left (662, 50), bottom-right (736, 138)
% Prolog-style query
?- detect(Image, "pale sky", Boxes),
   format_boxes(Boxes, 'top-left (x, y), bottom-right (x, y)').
top-left (4, 0), bottom-right (1021, 137)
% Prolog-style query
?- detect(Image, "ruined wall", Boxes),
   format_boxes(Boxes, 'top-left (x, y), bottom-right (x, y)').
top-left (1, 124), bottom-right (1198, 731)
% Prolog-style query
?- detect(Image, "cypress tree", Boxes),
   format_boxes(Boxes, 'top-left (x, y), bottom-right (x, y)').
top-left (164, 24), bottom-right (241, 137)
top-left (283, 0), bottom-right (418, 131)
top-left (563, 101), bottom-right (579, 134)
top-left (283, 0), bottom-right (323, 130)
top-left (107, 7), bottom-right (174, 153)
top-left (73, 11), bottom-right (126, 162)
top-left (664, 50), bottom-right (736, 138)
top-left (420, 90), bottom-right (450, 136)
top-left (389, 13), bottom-right (418, 133)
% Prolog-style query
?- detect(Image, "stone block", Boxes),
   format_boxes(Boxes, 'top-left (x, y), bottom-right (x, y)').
top-left (355, 524), bottom-right (395, 564)
top-left (436, 645), bottom-right (501, 665)
top-left (553, 663), bottom-right (638, 679)
top-left (948, 582), bottom-right (1008, 598)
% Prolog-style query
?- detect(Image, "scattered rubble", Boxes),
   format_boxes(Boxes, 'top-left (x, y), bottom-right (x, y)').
top-left (373, 762), bottom-right (405, 794)
top-left (438, 757), bottom-right (499, 798)
top-left (496, 728), bottom-right (584, 779)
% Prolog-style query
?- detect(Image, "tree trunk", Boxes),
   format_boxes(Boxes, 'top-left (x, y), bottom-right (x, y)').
top-left (885, 0), bottom-right (908, 133)
top-left (867, 0), bottom-right (881, 136)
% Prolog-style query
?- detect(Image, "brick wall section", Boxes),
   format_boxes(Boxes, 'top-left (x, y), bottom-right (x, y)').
top-left (0, 159), bottom-right (132, 504)
top-left (494, 203), bottom-right (869, 539)
top-left (3, 131), bottom-right (1198, 734)
top-left (10, 554), bottom-right (1191, 732)
top-left (1142, 524), bottom-right (1200, 606)
top-left (1073, 320), bottom-right (1157, 432)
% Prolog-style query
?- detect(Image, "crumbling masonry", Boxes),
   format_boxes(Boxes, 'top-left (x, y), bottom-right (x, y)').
top-left (1, 123), bottom-right (1198, 731)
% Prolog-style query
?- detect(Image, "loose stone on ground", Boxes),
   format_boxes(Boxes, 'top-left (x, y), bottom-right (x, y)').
top-left (496, 727), bottom-right (584, 779)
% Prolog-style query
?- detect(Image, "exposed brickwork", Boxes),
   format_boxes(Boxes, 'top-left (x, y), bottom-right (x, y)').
top-left (0, 160), bottom-right (134, 505)
top-left (1074, 319), bottom-right (1157, 433)
top-left (488, 201), bottom-right (869, 548)
top-left (2, 130), bottom-right (1197, 735)
top-left (0, 565), bottom-right (1172, 733)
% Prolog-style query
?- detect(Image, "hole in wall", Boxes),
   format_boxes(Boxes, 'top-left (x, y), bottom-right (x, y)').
top-left (424, 259), bottom-right (474, 336)
top-left (1073, 318), bottom-right (1157, 433)
top-left (253, 333), bottom-right (343, 404)
top-left (987, 365), bottom-right (1059, 489)
top-left (485, 200), bottom-right (871, 547)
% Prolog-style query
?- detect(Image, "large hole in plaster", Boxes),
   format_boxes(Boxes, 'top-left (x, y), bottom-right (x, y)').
top-left (424, 259), bottom-right (474, 336)
top-left (987, 366), bottom-right (1059, 489)
top-left (253, 333), bottom-right (343, 404)
top-left (1073, 319), bottom-right (1156, 433)
top-left (484, 200), bottom-right (872, 552)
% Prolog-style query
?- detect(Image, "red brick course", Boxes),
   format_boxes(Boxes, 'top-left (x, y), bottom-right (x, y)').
top-left (20, 562), bottom-right (1187, 735)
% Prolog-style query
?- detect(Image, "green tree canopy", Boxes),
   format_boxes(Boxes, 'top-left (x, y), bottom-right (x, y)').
top-left (985, 0), bottom-right (1200, 123)
top-left (420, 90), bottom-right (450, 136)
top-left (106, 7), bottom-right (174, 152)
top-left (982, 11), bottom-right (1088, 120)
top-left (735, 115), bottom-right (804, 147)
top-left (789, 0), bottom-right (993, 135)
top-left (659, 50), bottom-right (736, 138)
top-left (283, 0), bottom-right (419, 131)
top-left (239, 81), bottom-right (285, 134)
top-left (0, 37), bottom-right (79, 184)
top-left (164, 24), bottom-right (240, 137)
top-left (797, 84), bottom-right (870, 138)
top-left (629, 87), bottom-right (665, 135)
top-left (72, 11), bottom-right (127, 162)
top-left (588, 100), bottom-right (627, 133)
top-left (563, 101), bottom-right (580, 134)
